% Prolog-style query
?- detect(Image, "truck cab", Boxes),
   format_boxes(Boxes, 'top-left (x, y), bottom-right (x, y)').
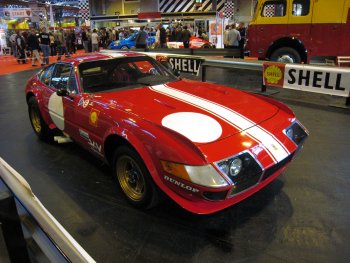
top-left (246, 0), bottom-right (350, 63)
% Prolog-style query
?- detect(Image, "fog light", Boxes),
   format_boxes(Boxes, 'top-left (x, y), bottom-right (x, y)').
top-left (229, 158), bottom-right (242, 177)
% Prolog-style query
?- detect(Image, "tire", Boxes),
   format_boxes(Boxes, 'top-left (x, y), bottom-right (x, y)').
top-left (270, 47), bottom-right (301, 64)
top-left (112, 145), bottom-right (160, 209)
top-left (28, 97), bottom-right (54, 141)
top-left (120, 45), bottom-right (129, 50)
top-left (202, 44), bottom-right (211, 48)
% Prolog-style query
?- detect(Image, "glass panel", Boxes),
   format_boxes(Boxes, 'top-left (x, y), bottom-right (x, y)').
top-left (50, 64), bottom-right (72, 90)
top-left (292, 0), bottom-right (310, 16)
top-left (262, 1), bottom-right (286, 17)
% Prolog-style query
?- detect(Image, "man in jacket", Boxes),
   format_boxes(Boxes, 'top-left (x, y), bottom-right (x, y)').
top-left (135, 26), bottom-right (148, 49)
top-left (27, 29), bottom-right (43, 66)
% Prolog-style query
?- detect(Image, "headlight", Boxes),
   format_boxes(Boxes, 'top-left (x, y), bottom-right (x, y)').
top-left (229, 158), bottom-right (242, 177)
top-left (113, 41), bottom-right (120, 46)
top-left (285, 121), bottom-right (308, 145)
top-left (161, 161), bottom-right (228, 188)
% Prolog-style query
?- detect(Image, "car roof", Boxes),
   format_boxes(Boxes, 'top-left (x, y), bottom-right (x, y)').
top-left (64, 51), bottom-right (148, 65)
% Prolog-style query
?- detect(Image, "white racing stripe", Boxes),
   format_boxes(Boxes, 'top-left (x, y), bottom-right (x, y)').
top-left (150, 84), bottom-right (290, 163)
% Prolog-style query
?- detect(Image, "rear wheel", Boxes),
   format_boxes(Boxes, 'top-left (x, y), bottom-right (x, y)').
top-left (270, 47), bottom-right (301, 64)
top-left (28, 97), bottom-right (54, 141)
top-left (113, 145), bottom-right (160, 209)
top-left (120, 45), bottom-right (129, 50)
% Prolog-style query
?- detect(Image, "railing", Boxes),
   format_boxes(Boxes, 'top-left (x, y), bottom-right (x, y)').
top-left (0, 158), bottom-right (96, 263)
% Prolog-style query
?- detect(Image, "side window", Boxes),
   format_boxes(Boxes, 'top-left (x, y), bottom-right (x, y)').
top-left (40, 65), bottom-right (55, 86)
top-left (50, 64), bottom-right (72, 90)
top-left (292, 0), bottom-right (310, 16)
top-left (262, 1), bottom-right (286, 17)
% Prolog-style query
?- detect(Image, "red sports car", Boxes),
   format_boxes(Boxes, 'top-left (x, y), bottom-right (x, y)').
top-left (167, 36), bottom-right (214, 49)
top-left (25, 52), bottom-right (308, 214)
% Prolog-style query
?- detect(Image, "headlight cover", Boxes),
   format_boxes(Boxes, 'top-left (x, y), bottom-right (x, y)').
top-left (161, 161), bottom-right (228, 188)
top-left (285, 121), bottom-right (308, 146)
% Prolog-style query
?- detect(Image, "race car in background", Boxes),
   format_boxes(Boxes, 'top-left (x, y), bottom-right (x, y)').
top-left (167, 36), bottom-right (214, 49)
top-left (109, 31), bottom-right (156, 50)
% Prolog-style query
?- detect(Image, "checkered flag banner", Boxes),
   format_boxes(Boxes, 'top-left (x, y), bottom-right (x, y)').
top-left (263, 4), bottom-right (276, 17)
top-left (79, 0), bottom-right (90, 20)
top-left (224, 0), bottom-right (234, 19)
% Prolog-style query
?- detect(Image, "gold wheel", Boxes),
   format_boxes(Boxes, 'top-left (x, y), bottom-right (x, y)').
top-left (30, 105), bottom-right (41, 134)
top-left (116, 155), bottom-right (146, 202)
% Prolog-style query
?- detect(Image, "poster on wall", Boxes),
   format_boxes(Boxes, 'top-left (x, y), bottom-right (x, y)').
top-left (209, 19), bottom-right (223, 48)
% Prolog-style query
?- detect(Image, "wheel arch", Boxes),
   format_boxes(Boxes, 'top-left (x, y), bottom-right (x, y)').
top-left (266, 37), bottom-right (308, 63)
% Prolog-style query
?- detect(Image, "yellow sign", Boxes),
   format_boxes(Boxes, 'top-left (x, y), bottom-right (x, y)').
top-left (264, 65), bottom-right (283, 84)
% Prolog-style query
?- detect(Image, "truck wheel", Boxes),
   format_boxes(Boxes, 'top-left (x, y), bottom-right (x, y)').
top-left (28, 97), bottom-right (54, 142)
top-left (270, 47), bottom-right (301, 63)
top-left (112, 145), bottom-right (160, 209)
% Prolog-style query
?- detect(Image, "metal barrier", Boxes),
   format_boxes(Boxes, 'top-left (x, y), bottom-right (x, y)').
top-left (101, 49), bottom-right (350, 107)
top-left (108, 47), bottom-right (241, 57)
top-left (0, 158), bottom-right (96, 263)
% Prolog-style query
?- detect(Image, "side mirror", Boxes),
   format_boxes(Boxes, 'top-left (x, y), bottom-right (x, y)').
top-left (172, 69), bottom-right (180, 77)
top-left (160, 61), bottom-right (181, 77)
top-left (56, 88), bottom-right (70, 97)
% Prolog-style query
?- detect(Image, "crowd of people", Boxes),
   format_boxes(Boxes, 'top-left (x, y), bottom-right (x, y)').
top-left (6, 21), bottom-right (247, 66)
top-left (9, 27), bottom-right (78, 66)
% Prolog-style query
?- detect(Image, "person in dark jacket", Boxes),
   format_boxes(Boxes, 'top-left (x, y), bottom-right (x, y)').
top-left (15, 31), bottom-right (27, 64)
top-left (135, 26), bottom-right (148, 49)
top-left (237, 22), bottom-right (246, 58)
top-left (27, 29), bottom-right (43, 66)
top-left (159, 24), bottom-right (167, 48)
top-left (181, 25), bottom-right (191, 48)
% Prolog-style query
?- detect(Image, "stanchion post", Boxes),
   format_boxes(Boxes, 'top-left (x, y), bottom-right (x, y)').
top-left (202, 65), bottom-right (207, 82)
top-left (261, 82), bottom-right (267, 93)
top-left (346, 97), bottom-right (350, 107)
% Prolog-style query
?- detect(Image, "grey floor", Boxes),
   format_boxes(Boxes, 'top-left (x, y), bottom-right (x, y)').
top-left (0, 67), bottom-right (349, 263)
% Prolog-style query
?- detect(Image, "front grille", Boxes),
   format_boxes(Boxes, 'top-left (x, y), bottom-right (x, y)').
top-left (261, 153), bottom-right (294, 181)
top-left (229, 170), bottom-right (262, 196)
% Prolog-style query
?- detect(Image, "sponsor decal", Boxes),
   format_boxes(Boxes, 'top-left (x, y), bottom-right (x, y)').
top-left (168, 57), bottom-right (202, 74)
top-left (78, 98), bottom-right (90, 108)
top-left (263, 62), bottom-right (350, 97)
top-left (89, 109), bottom-right (100, 127)
top-left (48, 93), bottom-right (64, 130)
top-left (150, 84), bottom-right (290, 164)
top-left (79, 129), bottom-right (90, 140)
top-left (164, 175), bottom-right (199, 193)
top-left (88, 139), bottom-right (102, 155)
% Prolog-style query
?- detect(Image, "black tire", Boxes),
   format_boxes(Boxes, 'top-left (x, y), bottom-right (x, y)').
top-left (202, 44), bottom-right (211, 48)
top-left (270, 47), bottom-right (301, 63)
top-left (120, 45), bottom-right (129, 50)
top-left (112, 145), bottom-right (160, 209)
top-left (28, 96), bottom-right (54, 141)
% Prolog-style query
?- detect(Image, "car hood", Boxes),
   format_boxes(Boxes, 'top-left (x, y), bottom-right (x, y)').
top-left (97, 79), bottom-right (280, 144)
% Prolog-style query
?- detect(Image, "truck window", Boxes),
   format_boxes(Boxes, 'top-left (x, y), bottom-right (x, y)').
top-left (292, 0), bottom-right (310, 16)
top-left (261, 1), bottom-right (286, 17)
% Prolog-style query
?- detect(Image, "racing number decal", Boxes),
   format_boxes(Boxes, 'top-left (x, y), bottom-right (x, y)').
top-left (89, 109), bottom-right (100, 127)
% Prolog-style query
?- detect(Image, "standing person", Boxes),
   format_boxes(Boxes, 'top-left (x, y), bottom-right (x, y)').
top-left (15, 31), bottom-right (27, 64)
top-left (223, 25), bottom-right (230, 48)
top-left (181, 25), bottom-right (191, 48)
top-left (91, 29), bottom-right (99, 52)
top-left (49, 32), bottom-right (56, 56)
top-left (39, 28), bottom-right (50, 65)
top-left (56, 28), bottom-right (70, 61)
top-left (10, 32), bottom-right (17, 58)
top-left (175, 26), bottom-right (182, 42)
top-left (237, 22), bottom-right (246, 58)
top-left (135, 26), bottom-right (148, 49)
top-left (159, 24), bottom-right (167, 48)
top-left (82, 29), bottom-right (89, 53)
top-left (70, 30), bottom-right (76, 54)
top-left (227, 24), bottom-right (241, 49)
top-left (27, 29), bottom-right (43, 67)
top-left (155, 26), bottom-right (160, 47)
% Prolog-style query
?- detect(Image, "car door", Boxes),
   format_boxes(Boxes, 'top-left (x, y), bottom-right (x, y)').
top-left (42, 63), bottom-right (80, 138)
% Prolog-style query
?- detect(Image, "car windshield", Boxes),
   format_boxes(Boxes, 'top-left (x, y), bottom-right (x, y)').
top-left (79, 56), bottom-right (177, 93)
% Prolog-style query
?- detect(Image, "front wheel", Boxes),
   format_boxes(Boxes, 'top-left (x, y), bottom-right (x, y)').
top-left (28, 97), bottom-right (54, 141)
top-left (112, 145), bottom-right (160, 209)
top-left (270, 47), bottom-right (301, 64)
top-left (120, 45), bottom-right (129, 50)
